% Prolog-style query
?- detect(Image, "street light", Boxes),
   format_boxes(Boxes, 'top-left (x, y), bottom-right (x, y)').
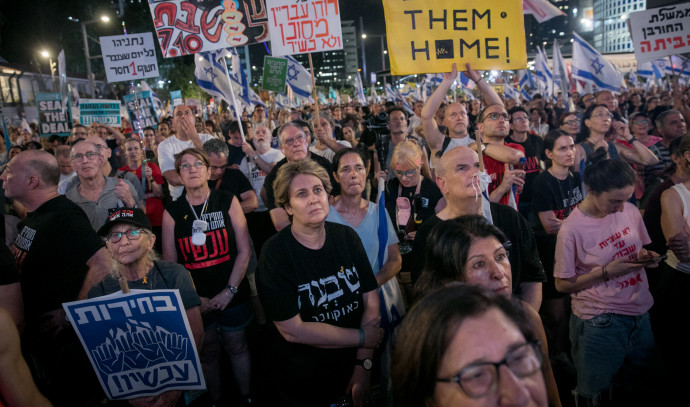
top-left (360, 32), bottom-right (388, 85)
top-left (69, 15), bottom-right (110, 98)
top-left (40, 50), bottom-right (56, 91)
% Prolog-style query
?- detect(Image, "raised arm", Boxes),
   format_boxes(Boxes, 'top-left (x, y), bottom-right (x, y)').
top-left (421, 63), bottom-right (457, 152)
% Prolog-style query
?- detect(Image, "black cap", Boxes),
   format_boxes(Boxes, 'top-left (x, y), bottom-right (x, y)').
top-left (97, 208), bottom-right (152, 236)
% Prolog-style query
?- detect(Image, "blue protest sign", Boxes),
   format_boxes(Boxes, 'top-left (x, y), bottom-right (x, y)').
top-left (79, 99), bottom-right (122, 127)
top-left (123, 90), bottom-right (160, 129)
top-left (63, 290), bottom-right (205, 400)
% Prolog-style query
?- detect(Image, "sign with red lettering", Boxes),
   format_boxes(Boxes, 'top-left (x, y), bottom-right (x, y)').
top-left (266, 0), bottom-right (343, 57)
top-left (629, 2), bottom-right (690, 62)
top-left (148, 0), bottom-right (269, 58)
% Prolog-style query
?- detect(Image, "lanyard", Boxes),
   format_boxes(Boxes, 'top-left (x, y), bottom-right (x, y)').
top-left (187, 191), bottom-right (210, 221)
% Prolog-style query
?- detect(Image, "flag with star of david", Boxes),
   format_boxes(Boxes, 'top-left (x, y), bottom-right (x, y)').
top-left (571, 32), bottom-right (622, 92)
top-left (284, 56), bottom-right (313, 100)
top-left (194, 49), bottom-right (234, 108)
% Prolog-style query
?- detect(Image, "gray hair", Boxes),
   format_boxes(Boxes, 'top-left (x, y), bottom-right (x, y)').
top-left (276, 122), bottom-right (306, 146)
top-left (656, 109), bottom-right (682, 130)
top-left (203, 138), bottom-right (229, 157)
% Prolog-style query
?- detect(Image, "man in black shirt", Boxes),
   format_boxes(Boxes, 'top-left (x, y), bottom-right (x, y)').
top-left (0, 150), bottom-right (112, 405)
top-left (203, 138), bottom-right (258, 213)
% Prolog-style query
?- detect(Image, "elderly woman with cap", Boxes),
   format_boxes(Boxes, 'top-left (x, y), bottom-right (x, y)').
top-left (89, 207), bottom-right (203, 407)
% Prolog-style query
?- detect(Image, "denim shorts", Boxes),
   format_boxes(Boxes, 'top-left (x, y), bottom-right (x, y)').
top-left (569, 312), bottom-right (659, 398)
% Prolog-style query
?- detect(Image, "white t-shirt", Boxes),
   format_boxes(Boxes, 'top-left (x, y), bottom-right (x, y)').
top-left (309, 140), bottom-right (352, 162)
top-left (239, 148), bottom-right (285, 212)
top-left (158, 133), bottom-right (214, 200)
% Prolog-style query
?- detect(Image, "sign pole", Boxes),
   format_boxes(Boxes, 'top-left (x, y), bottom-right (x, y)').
top-left (225, 60), bottom-right (246, 143)
top-left (308, 53), bottom-right (320, 120)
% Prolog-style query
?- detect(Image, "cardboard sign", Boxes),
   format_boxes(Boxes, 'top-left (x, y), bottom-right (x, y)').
top-left (122, 91), bottom-right (160, 129)
top-left (148, 0), bottom-right (269, 58)
top-left (63, 290), bottom-right (205, 400)
top-left (100, 33), bottom-right (160, 82)
top-left (382, 0), bottom-right (527, 75)
top-left (36, 93), bottom-right (71, 137)
top-left (629, 3), bottom-right (690, 62)
top-left (80, 99), bottom-right (122, 127)
top-left (185, 98), bottom-right (201, 115)
top-left (262, 56), bottom-right (288, 92)
top-left (170, 90), bottom-right (183, 106)
top-left (266, 0), bottom-right (344, 56)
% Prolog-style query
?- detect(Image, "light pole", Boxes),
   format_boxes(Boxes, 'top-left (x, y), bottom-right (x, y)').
top-left (360, 33), bottom-right (387, 85)
top-left (40, 50), bottom-right (56, 92)
top-left (70, 15), bottom-right (110, 98)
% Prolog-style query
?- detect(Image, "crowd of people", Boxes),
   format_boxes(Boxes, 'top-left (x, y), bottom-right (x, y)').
top-left (1, 62), bottom-right (689, 407)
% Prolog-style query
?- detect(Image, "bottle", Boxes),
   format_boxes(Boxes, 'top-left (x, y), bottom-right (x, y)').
top-left (510, 157), bottom-right (527, 195)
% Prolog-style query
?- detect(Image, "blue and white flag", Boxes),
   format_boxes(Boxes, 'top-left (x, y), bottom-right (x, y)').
top-left (425, 73), bottom-right (443, 86)
top-left (284, 56), bottom-right (313, 100)
top-left (637, 59), bottom-right (666, 79)
top-left (384, 84), bottom-right (396, 101)
top-left (552, 39), bottom-right (570, 104)
top-left (139, 81), bottom-right (163, 118)
top-left (194, 49), bottom-right (234, 108)
top-left (458, 72), bottom-right (475, 90)
top-left (571, 32), bottom-right (622, 92)
top-left (666, 55), bottom-right (690, 77)
top-left (628, 67), bottom-right (639, 87)
top-left (518, 70), bottom-right (536, 101)
top-left (534, 46), bottom-right (553, 98)
top-left (503, 83), bottom-right (520, 101)
top-left (354, 72), bottom-right (367, 105)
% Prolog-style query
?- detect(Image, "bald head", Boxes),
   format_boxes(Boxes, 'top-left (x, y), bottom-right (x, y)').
top-left (15, 150), bottom-right (60, 187)
top-left (436, 146), bottom-right (478, 177)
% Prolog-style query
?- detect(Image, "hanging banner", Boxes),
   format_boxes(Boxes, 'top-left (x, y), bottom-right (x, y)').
top-left (63, 290), bottom-right (205, 400)
top-left (100, 32), bottom-right (160, 82)
top-left (262, 56), bottom-right (288, 92)
top-left (123, 91), bottom-right (160, 129)
top-left (266, 0), bottom-right (344, 56)
top-left (629, 3), bottom-right (690, 63)
top-left (382, 0), bottom-right (527, 75)
top-left (80, 99), bottom-right (122, 127)
top-left (148, 0), bottom-right (269, 58)
top-left (36, 92), bottom-right (72, 137)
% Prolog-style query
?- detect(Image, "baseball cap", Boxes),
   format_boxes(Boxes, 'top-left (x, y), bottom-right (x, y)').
top-left (97, 208), bottom-right (152, 236)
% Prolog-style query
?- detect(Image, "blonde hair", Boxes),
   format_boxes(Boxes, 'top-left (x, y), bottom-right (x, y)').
top-left (273, 160), bottom-right (332, 209)
top-left (390, 140), bottom-right (423, 170)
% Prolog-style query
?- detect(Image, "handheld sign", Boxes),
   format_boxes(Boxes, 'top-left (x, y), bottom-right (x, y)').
top-left (36, 92), bottom-right (72, 137)
top-left (262, 56), bottom-right (288, 92)
top-left (123, 91), bottom-right (160, 129)
top-left (80, 99), bottom-right (122, 127)
top-left (100, 33), bottom-right (160, 82)
top-left (170, 90), bottom-right (183, 106)
top-left (148, 0), bottom-right (269, 58)
top-left (63, 290), bottom-right (205, 400)
top-left (629, 3), bottom-right (690, 63)
top-left (382, 0), bottom-right (527, 75)
top-left (266, 0), bottom-right (344, 56)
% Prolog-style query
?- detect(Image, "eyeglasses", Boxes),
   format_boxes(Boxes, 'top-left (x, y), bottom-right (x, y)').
top-left (436, 341), bottom-right (542, 399)
top-left (633, 120), bottom-right (649, 125)
top-left (394, 168), bottom-right (419, 177)
top-left (592, 112), bottom-right (614, 119)
top-left (283, 134), bottom-right (305, 146)
top-left (564, 119), bottom-right (580, 126)
top-left (180, 161), bottom-right (206, 172)
top-left (106, 228), bottom-right (146, 243)
top-left (481, 113), bottom-right (511, 123)
top-left (71, 151), bottom-right (100, 162)
top-left (512, 117), bottom-right (530, 123)
top-left (582, 98), bottom-right (594, 103)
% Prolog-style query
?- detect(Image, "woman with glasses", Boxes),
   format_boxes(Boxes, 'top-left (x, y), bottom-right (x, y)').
top-left (90, 207), bottom-right (203, 407)
top-left (393, 283), bottom-right (548, 407)
top-left (161, 148), bottom-right (254, 406)
top-left (256, 159), bottom-right (383, 407)
top-left (558, 112), bottom-right (580, 137)
top-left (554, 159), bottom-right (662, 406)
top-left (530, 108), bottom-right (549, 139)
top-left (573, 104), bottom-right (621, 173)
top-left (414, 215), bottom-right (560, 407)
top-left (626, 112), bottom-right (662, 200)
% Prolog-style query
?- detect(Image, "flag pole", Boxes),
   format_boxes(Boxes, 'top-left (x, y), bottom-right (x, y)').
top-left (308, 53), bottom-right (319, 120)
top-left (475, 130), bottom-right (485, 173)
top-left (225, 50), bottom-right (246, 143)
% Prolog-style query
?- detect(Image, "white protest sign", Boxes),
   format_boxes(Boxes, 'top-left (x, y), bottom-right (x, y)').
top-left (63, 290), bottom-right (205, 400)
top-left (100, 32), bottom-right (160, 83)
top-left (629, 3), bottom-right (690, 62)
top-left (266, 0), bottom-right (343, 56)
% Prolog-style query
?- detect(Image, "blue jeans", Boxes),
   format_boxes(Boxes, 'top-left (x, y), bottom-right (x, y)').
top-left (569, 312), bottom-right (659, 399)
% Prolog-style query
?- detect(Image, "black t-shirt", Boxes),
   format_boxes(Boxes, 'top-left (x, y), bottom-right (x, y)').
top-left (165, 190), bottom-right (249, 304)
top-left (227, 145), bottom-right (246, 166)
top-left (208, 168), bottom-right (253, 200)
top-left (411, 203), bottom-right (546, 292)
top-left (89, 261), bottom-right (202, 309)
top-left (10, 196), bottom-right (104, 323)
top-left (0, 243), bottom-right (19, 285)
top-left (256, 222), bottom-right (378, 406)
top-left (384, 177), bottom-right (443, 230)
top-left (531, 171), bottom-right (583, 232)
top-left (506, 133), bottom-right (544, 204)
top-left (264, 154), bottom-right (335, 210)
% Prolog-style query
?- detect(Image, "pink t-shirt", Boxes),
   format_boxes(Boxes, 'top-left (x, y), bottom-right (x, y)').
top-left (554, 202), bottom-right (654, 319)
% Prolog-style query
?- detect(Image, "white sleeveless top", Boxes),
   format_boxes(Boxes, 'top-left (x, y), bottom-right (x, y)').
top-left (666, 183), bottom-right (690, 274)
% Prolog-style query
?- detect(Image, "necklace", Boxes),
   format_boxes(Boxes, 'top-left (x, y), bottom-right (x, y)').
top-left (548, 168), bottom-right (573, 219)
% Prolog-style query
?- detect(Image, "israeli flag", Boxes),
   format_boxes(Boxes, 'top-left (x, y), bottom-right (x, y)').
top-left (354, 72), bottom-right (367, 105)
top-left (637, 59), bottom-right (665, 79)
top-left (534, 46), bottom-right (553, 98)
top-left (666, 55), bottom-right (690, 77)
top-left (571, 32), bottom-right (622, 92)
top-left (503, 83), bottom-right (520, 101)
top-left (425, 73), bottom-right (444, 86)
top-left (194, 49), bottom-right (234, 107)
top-left (458, 72), bottom-right (475, 90)
top-left (552, 39), bottom-right (570, 104)
top-left (285, 56), bottom-right (313, 100)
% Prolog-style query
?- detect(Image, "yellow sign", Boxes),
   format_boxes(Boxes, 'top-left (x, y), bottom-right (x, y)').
top-left (382, 0), bottom-right (527, 75)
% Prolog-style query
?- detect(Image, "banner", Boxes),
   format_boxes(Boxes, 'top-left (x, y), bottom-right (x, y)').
top-left (63, 290), bottom-right (205, 400)
top-left (36, 92), bottom-right (71, 137)
top-left (266, 0), bottom-right (343, 56)
top-left (382, 0), bottom-right (527, 75)
top-left (262, 56), bottom-right (288, 92)
top-left (629, 3), bottom-right (690, 62)
top-left (170, 90), bottom-right (183, 106)
top-left (123, 91), bottom-right (160, 129)
top-left (79, 99), bottom-right (122, 127)
top-left (100, 32), bottom-right (160, 82)
top-left (148, 0), bottom-right (269, 58)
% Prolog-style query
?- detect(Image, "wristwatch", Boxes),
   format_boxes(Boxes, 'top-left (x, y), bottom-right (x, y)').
top-left (252, 154), bottom-right (259, 161)
top-left (355, 358), bottom-right (373, 371)
top-left (226, 285), bottom-right (239, 294)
